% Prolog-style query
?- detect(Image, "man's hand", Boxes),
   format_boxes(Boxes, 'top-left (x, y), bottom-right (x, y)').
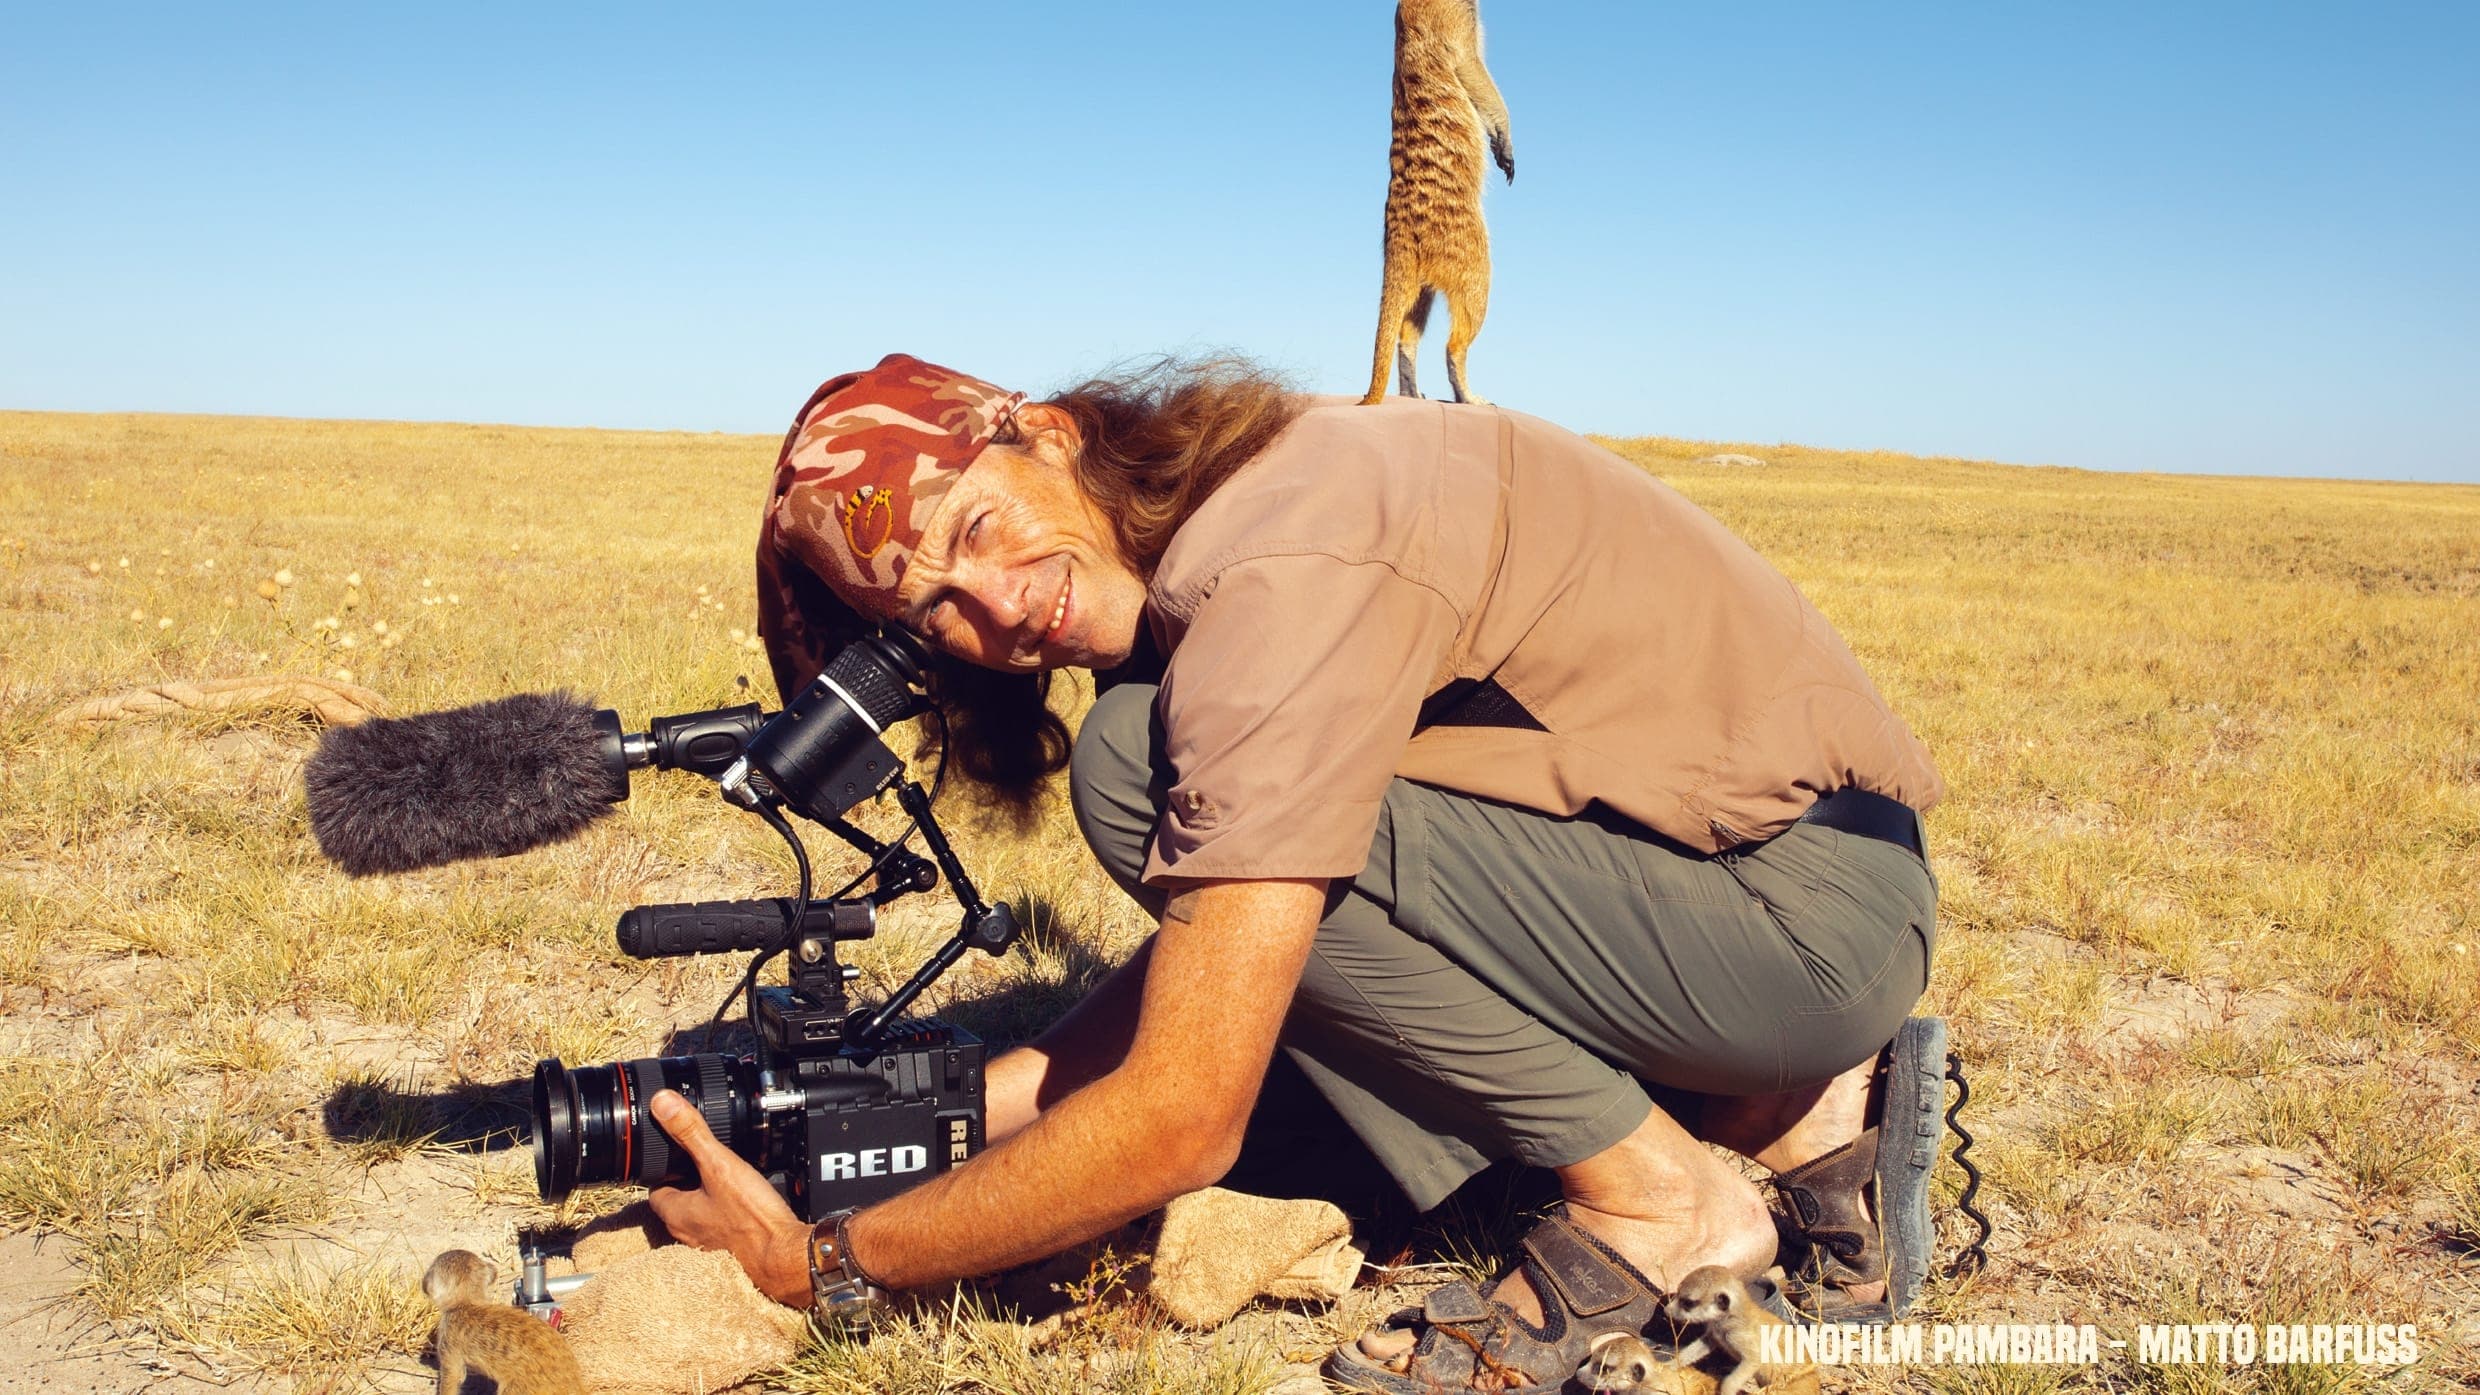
top-left (642, 1089), bottom-right (814, 1307)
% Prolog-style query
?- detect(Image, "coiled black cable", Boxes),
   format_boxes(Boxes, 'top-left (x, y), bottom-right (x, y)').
top-left (1942, 1050), bottom-right (1993, 1276)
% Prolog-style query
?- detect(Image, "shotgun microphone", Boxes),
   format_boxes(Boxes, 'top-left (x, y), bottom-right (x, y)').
top-left (303, 692), bottom-right (763, 876)
top-left (302, 629), bottom-right (930, 876)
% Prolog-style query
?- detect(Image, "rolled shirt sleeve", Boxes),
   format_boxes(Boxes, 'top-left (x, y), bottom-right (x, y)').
top-left (1142, 554), bottom-right (1461, 885)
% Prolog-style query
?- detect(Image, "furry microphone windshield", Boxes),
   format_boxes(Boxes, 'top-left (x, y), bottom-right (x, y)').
top-left (304, 691), bottom-right (629, 876)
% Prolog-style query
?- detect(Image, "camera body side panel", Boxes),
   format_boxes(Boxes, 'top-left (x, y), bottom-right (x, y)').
top-left (783, 1027), bottom-right (986, 1218)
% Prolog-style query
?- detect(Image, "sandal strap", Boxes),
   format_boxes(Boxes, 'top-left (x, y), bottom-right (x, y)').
top-left (1334, 1212), bottom-right (1672, 1393)
top-left (1519, 1213), bottom-right (1640, 1319)
top-left (1423, 1282), bottom-right (1493, 1326)
top-left (1773, 1126), bottom-right (1885, 1282)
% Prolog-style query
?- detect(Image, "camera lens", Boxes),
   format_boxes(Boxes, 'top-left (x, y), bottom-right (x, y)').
top-left (531, 1055), bottom-right (760, 1200)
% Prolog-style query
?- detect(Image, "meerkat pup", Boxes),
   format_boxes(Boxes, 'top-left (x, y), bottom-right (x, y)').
top-left (1361, 0), bottom-right (1514, 408)
top-left (1578, 1330), bottom-right (1717, 1393)
top-left (1665, 1266), bottom-right (1821, 1395)
top-left (423, 1250), bottom-right (585, 1395)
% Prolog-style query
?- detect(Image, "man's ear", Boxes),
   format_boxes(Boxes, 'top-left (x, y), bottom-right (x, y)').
top-left (1009, 403), bottom-right (1082, 472)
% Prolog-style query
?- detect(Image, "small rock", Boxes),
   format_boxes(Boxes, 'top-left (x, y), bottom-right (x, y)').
top-left (1694, 452), bottom-right (1770, 468)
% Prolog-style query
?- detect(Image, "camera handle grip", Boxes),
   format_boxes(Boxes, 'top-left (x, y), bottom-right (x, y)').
top-left (617, 898), bottom-right (875, 959)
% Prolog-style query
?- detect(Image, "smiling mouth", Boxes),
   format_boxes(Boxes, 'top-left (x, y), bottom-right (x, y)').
top-left (1042, 573), bottom-right (1073, 646)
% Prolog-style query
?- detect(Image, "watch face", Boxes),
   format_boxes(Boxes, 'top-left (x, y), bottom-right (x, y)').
top-left (810, 1284), bottom-right (878, 1336)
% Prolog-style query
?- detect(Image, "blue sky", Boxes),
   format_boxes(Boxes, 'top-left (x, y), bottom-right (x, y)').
top-left (3, 2), bottom-right (2474, 482)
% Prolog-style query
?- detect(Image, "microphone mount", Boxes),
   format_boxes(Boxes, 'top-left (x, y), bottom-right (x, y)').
top-left (591, 638), bottom-right (1017, 1052)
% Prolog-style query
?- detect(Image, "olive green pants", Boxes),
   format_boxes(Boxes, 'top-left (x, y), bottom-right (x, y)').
top-left (1069, 684), bottom-right (1937, 1211)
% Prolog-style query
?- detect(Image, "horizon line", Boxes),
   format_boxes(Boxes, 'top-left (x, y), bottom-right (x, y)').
top-left (4, 402), bottom-right (2473, 495)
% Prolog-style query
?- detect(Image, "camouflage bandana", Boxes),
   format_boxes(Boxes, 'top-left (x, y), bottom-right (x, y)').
top-left (761, 354), bottom-right (1027, 622)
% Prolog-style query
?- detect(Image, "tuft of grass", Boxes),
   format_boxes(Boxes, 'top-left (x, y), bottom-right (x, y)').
top-left (453, 1151), bottom-right (543, 1210)
top-left (2243, 1076), bottom-right (2457, 1203)
top-left (169, 1256), bottom-right (434, 1386)
top-left (2185, 1024), bottom-right (2308, 1080)
top-left (1920, 1367), bottom-right (2079, 1395)
top-left (777, 1286), bottom-right (1280, 1395)
top-left (2049, 1080), bottom-right (2216, 1167)
top-left (173, 1010), bottom-right (295, 1077)
top-left (76, 1165), bottom-right (328, 1321)
top-left (2439, 1151), bottom-right (2480, 1251)
top-left (2246, 1078), bottom-right (2327, 1153)
top-left (322, 1064), bottom-right (447, 1165)
top-left (1043, 1244), bottom-right (1165, 1360)
top-left (2310, 1089), bottom-right (2457, 1205)
top-left (1391, 1192), bottom-right (1528, 1295)
top-left (0, 881), bottom-right (71, 990)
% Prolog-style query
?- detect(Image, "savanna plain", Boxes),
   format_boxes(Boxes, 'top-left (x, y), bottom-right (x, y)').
top-left (1, 408), bottom-right (2475, 1394)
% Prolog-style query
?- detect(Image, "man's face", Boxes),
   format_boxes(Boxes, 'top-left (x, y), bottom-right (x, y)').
top-left (895, 409), bottom-right (1146, 673)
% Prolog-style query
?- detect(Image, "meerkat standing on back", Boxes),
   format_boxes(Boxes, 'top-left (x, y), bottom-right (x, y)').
top-left (1361, 0), bottom-right (1514, 407)
top-left (423, 1250), bottom-right (584, 1395)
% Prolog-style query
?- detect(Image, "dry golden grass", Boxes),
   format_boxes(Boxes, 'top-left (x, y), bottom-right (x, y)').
top-left (3, 409), bottom-right (2476, 1390)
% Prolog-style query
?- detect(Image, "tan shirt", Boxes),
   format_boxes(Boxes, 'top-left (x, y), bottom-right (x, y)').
top-left (1139, 397), bottom-right (1943, 885)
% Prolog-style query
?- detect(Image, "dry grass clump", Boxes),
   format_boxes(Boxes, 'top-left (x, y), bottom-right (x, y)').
top-left (777, 1287), bottom-right (1281, 1395)
top-left (4, 410), bottom-right (2476, 1389)
top-left (0, 1050), bottom-right (329, 1326)
top-left (167, 1256), bottom-right (436, 1385)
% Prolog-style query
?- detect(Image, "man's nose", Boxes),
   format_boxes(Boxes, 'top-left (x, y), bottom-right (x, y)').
top-left (956, 561), bottom-right (1028, 629)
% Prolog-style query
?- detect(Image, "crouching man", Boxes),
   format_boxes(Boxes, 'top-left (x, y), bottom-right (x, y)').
top-left (643, 354), bottom-right (1943, 1390)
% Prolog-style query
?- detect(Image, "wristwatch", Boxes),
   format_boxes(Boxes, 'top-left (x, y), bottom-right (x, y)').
top-left (805, 1209), bottom-right (887, 1335)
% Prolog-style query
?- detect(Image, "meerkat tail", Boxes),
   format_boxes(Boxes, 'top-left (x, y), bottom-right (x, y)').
top-left (1364, 256), bottom-right (1423, 405)
top-left (1398, 286), bottom-right (1437, 398)
top-left (1442, 269), bottom-right (1491, 406)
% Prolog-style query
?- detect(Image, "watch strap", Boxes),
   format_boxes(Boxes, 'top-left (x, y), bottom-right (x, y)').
top-left (807, 1209), bottom-right (886, 1334)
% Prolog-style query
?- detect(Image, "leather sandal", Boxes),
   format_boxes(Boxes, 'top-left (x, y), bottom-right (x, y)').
top-left (1323, 1208), bottom-right (1676, 1395)
top-left (1772, 1015), bottom-right (1948, 1322)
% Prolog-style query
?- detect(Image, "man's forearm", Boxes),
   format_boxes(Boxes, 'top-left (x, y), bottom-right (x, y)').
top-left (837, 880), bottom-right (1327, 1290)
top-left (847, 1047), bottom-right (1206, 1286)
top-left (984, 935), bottom-right (1158, 1141)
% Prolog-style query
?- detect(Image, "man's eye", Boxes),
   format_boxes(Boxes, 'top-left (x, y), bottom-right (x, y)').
top-left (966, 513), bottom-right (987, 545)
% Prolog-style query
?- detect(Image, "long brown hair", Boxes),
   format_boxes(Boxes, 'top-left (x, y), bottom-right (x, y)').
top-left (912, 355), bottom-right (1304, 810)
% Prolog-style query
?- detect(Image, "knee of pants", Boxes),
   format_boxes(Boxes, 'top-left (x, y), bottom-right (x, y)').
top-left (1069, 682), bottom-right (1162, 892)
